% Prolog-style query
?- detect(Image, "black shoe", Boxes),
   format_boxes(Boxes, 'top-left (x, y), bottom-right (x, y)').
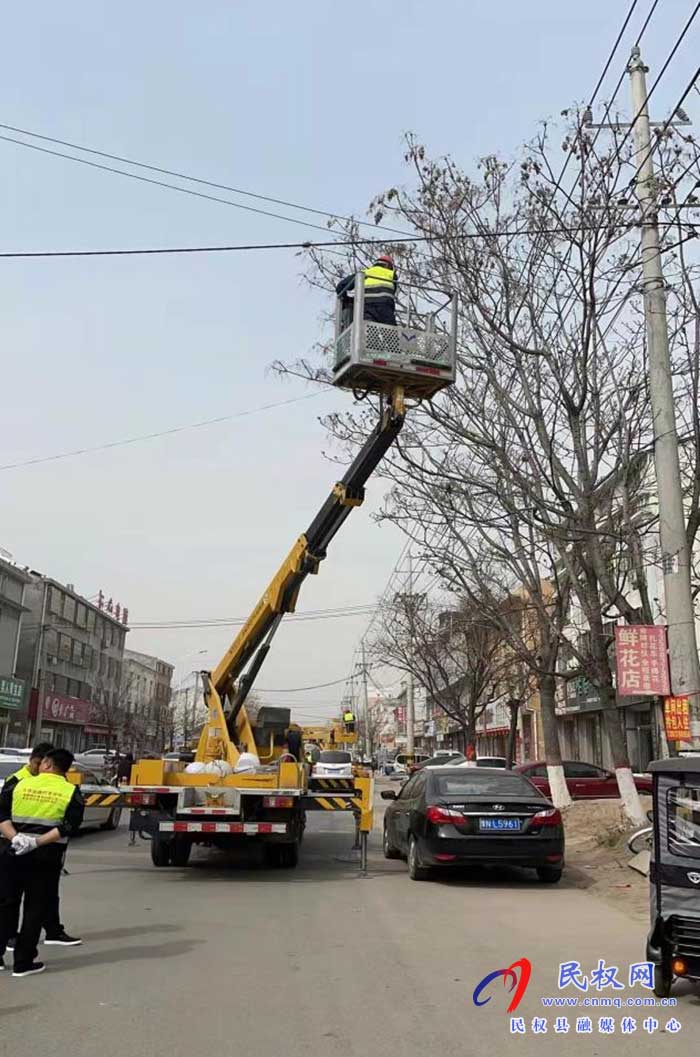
top-left (6, 937), bottom-right (15, 951)
top-left (13, 962), bottom-right (46, 978)
top-left (44, 931), bottom-right (82, 946)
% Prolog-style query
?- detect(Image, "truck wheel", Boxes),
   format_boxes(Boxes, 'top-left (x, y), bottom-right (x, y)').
top-left (151, 837), bottom-right (171, 867)
top-left (279, 842), bottom-right (299, 868)
top-left (653, 964), bottom-right (673, 998)
top-left (170, 836), bottom-right (192, 867)
top-left (101, 807), bottom-right (122, 831)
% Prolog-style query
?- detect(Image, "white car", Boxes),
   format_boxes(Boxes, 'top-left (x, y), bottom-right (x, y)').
top-left (312, 750), bottom-right (353, 778)
top-left (0, 758), bottom-right (122, 831)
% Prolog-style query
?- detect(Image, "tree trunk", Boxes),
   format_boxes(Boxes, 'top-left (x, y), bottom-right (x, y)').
top-left (539, 673), bottom-right (571, 809)
top-left (506, 701), bottom-right (519, 769)
top-left (597, 679), bottom-right (645, 824)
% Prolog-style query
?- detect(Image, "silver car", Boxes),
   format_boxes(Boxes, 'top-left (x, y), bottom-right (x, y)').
top-left (0, 757), bottom-right (122, 831)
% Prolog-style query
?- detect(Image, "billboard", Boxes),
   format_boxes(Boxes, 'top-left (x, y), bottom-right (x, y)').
top-left (615, 625), bottom-right (670, 697)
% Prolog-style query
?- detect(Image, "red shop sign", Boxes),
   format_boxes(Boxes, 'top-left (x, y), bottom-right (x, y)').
top-left (41, 692), bottom-right (91, 725)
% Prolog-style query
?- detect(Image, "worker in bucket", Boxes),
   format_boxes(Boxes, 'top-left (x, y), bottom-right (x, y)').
top-left (343, 709), bottom-right (356, 734)
top-left (335, 254), bottom-right (397, 329)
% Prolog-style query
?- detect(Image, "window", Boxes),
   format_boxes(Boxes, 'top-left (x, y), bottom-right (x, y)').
top-left (432, 772), bottom-right (539, 797)
top-left (668, 786), bottom-right (700, 859)
top-left (398, 775), bottom-right (419, 799)
top-left (564, 762), bottom-right (607, 779)
top-left (58, 634), bottom-right (71, 661)
top-left (72, 640), bottom-right (84, 666)
top-left (48, 587), bottom-right (63, 616)
top-left (75, 603), bottom-right (87, 628)
top-left (53, 675), bottom-right (68, 695)
top-left (63, 596), bottom-right (76, 624)
top-left (526, 765), bottom-right (547, 778)
top-left (86, 609), bottom-right (95, 632)
top-left (318, 751), bottom-right (351, 764)
top-left (45, 629), bottom-right (59, 658)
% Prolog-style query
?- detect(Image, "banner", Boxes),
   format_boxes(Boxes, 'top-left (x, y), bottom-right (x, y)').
top-left (615, 625), bottom-right (670, 696)
top-left (664, 696), bottom-right (692, 741)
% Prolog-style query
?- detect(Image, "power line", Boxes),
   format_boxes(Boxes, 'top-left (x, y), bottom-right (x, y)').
top-left (1, 219), bottom-right (692, 261)
top-left (257, 674), bottom-right (357, 692)
top-left (0, 390), bottom-right (329, 471)
top-left (0, 122), bottom-right (412, 238)
top-left (0, 133), bottom-right (347, 237)
top-left (131, 603), bottom-right (379, 630)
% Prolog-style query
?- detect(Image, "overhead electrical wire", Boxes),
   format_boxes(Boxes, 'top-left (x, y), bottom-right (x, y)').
top-left (0, 121), bottom-right (412, 237)
top-left (130, 603), bottom-right (379, 630)
top-left (0, 390), bottom-right (330, 471)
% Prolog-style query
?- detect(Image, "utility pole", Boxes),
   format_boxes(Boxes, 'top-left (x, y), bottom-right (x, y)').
top-left (361, 643), bottom-right (370, 757)
top-left (628, 47), bottom-right (700, 729)
top-left (406, 552), bottom-right (415, 757)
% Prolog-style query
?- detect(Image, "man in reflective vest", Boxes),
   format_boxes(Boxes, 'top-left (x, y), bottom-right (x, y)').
top-left (343, 710), bottom-right (356, 734)
top-left (0, 747), bottom-right (84, 977)
top-left (2, 742), bottom-right (54, 793)
top-left (0, 741), bottom-right (63, 958)
top-left (335, 255), bottom-right (398, 328)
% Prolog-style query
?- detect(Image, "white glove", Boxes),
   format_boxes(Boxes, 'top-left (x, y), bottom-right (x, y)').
top-left (11, 834), bottom-right (38, 856)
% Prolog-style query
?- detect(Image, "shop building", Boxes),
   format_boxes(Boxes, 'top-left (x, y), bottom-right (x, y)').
top-left (15, 574), bottom-right (129, 751)
top-left (0, 552), bottom-right (32, 746)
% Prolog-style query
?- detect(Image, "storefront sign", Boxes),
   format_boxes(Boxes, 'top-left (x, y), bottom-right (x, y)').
top-left (0, 675), bottom-right (25, 711)
top-left (41, 691), bottom-right (91, 725)
top-left (664, 696), bottom-right (691, 741)
top-left (615, 625), bottom-right (670, 697)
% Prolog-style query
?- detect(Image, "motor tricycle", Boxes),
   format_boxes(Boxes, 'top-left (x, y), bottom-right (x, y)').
top-left (646, 756), bottom-right (700, 996)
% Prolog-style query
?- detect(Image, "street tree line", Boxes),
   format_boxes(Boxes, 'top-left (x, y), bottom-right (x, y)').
top-left (284, 106), bottom-right (700, 821)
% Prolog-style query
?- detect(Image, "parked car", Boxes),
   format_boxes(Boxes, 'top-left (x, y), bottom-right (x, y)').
top-left (393, 752), bottom-right (430, 776)
top-left (410, 752), bottom-right (466, 773)
top-left (381, 765), bottom-right (564, 882)
top-left (0, 758), bottom-right (122, 831)
top-left (74, 748), bottom-right (117, 777)
top-left (312, 749), bottom-right (353, 779)
top-left (515, 760), bottom-right (653, 799)
top-left (476, 756), bottom-right (507, 768)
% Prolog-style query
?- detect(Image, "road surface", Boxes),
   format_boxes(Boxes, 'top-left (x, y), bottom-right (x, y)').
top-left (1, 786), bottom-right (697, 1054)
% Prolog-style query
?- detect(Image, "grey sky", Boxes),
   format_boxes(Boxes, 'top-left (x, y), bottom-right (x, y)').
top-left (1, 1), bottom-right (696, 722)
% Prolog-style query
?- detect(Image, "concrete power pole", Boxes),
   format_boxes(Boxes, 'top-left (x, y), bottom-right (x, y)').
top-left (361, 642), bottom-right (370, 757)
top-left (406, 552), bottom-right (415, 756)
top-left (628, 47), bottom-right (700, 729)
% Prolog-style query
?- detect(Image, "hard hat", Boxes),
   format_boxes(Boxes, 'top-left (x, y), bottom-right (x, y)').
top-left (376, 254), bottom-right (394, 268)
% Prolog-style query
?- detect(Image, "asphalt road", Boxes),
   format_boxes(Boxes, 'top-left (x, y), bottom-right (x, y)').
top-left (1, 788), bottom-right (699, 1055)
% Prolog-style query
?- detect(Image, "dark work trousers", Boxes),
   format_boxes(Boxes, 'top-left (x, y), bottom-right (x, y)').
top-left (0, 852), bottom-right (62, 970)
top-left (364, 297), bottom-right (396, 326)
top-left (2, 846), bottom-right (64, 946)
top-left (42, 848), bottom-right (65, 938)
top-left (0, 852), bottom-right (19, 957)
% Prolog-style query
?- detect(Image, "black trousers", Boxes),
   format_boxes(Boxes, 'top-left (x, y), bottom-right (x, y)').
top-left (0, 853), bottom-right (62, 970)
top-left (364, 298), bottom-right (396, 326)
top-left (0, 852), bottom-right (63, 950)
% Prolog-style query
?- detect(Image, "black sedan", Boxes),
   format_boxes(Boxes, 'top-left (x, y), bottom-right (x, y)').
top-left (381, 766), bottom-right (565, 883)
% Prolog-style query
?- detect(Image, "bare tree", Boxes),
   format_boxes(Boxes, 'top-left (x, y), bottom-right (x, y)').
top-left (287, 112), bottom-right (700, 821)
top-left (372, 594), bottom-right (517, 757)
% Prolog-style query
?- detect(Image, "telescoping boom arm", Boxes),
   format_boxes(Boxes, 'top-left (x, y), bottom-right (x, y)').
top-left (200, 387), bottom-right (406, 750)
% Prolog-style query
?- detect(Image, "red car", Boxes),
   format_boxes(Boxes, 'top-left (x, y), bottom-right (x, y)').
top-left (515, 760), bottom-right (653, 799)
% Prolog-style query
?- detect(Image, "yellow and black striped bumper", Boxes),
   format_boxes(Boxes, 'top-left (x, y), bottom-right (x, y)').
top-left (83, 791), bottom-right (123, 808)
top-left (302, 795), bottom-right (363, 811)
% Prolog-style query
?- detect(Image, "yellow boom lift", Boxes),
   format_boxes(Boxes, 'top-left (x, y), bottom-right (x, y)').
top-left (124, 277), bottom-right (456, 872)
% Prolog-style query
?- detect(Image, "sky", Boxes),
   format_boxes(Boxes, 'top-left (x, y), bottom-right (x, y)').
top-left (2, 1), bottom-right (698, 724)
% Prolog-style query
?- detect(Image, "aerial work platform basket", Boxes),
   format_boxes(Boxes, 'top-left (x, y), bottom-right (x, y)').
top-left (332, 274), bottom-right (457, 399)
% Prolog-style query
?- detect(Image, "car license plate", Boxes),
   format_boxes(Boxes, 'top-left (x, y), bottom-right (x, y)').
top-left (479, 817), bottom-right (521, 832)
